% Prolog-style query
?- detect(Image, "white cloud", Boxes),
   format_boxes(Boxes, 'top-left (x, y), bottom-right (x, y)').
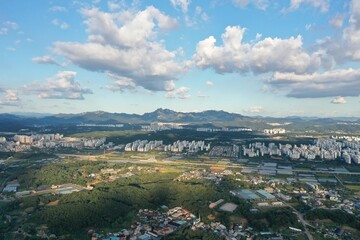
top-left (267, 68), bottom-right (360, 98)
top-left (194, 25), bottom-right (320, 74)
top-left (108, 2), bottom-right (120, 11)
top-left (206, 81), bottom-right (213, 87)
top-left (255, 33), bottom-right (262, 41)
top-left (170, 0), bottom-right (191, 13)
top-left (0, 90), bottom-right (20, 106)
top-left (251, 106), bottom-right (263, 113)
top-left (183, 5), bottom-right (208, 27)
top-left (103, 73), bottom-right (137, 92)
top-left (0, 21), bottom-right (18, 36)
top-left (195, 6), bottom-right (208, 22)
top-left (23, 71), bottom-right (93, 100)
top-left (330, 14), bottom-right (345, 28)
top-left (32, 56), bottom-right (63, 67)
top-left (3, 21), bottom-right (18, 30)
top-left (53, 6), bottom-right (185, 92)
top-left (166, 86), bottom-right (190, 99)
top-left (51, 19), bottom-right (69, 29)
top-left (342, 1), bottom-right (360, 61)
top-left (49, 6), bottom-right (68, 12)
top-left (331, 96), bottom-right (347, 104)
top-left (233, 0), bottom-right (269, 10)
top-left (287, 0), bottom-right (329, 13)
top-left (250, 35), bottom-right (320, 73)
top-left (80, 7), bottom-right (178, 47)
top-left (314, 1), bottom-right (360, 65)
top-left (6, 47), bottom-right (16, 51)
top-left (4, 90), bottom-right (19, 102)
top-left (107, 1), bottom-right (127, 11)
top-left (247, 106), bottom-right (264, 113)
top-left (164, 80), bottom-right (176, 91)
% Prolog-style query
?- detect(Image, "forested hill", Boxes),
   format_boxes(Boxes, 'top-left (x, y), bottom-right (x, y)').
top-left (0, 109), bottom-right (359, 134)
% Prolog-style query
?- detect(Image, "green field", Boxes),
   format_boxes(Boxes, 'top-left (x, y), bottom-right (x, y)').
top-left (345, 185), bottom-right (360, 191)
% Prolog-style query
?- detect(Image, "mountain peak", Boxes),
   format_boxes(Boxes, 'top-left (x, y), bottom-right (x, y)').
top-left (153, 108), bottom-right (176, 114)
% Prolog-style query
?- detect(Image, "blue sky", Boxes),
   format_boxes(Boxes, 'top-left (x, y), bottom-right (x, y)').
top-left (0, 0), bottom-right (359, 117)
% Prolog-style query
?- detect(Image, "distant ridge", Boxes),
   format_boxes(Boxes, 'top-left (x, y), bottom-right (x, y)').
top-left (0, 109), bottom-right (358, 131)
top-left (9, 112), bottom-right (53, 118)
top-left (38, 108), bottom-right (248, 124)
top-left (141, 108), bottom-right (247, 122)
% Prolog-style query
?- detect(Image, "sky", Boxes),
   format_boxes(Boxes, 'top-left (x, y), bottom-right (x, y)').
top-left (0, 0), bottom-right (359, 117)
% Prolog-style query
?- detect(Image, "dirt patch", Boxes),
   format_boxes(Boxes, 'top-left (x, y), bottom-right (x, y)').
top-left (316, 219), bottom-right (333, 224)
top-left (47, 200), bottom-right (60, 206)
top-left (230, 216), bottom-right (248, 226)
top-left (210, 166), bottom-right (226, 171)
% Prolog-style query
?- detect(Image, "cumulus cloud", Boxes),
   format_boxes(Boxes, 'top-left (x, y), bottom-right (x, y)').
top-left (0, 90), bottom-right (20, 106)
top-left (246, 106), bottom-right (264, 113)
top-left (286, 0), bottom-right (329, 13)
top-left (331, 96), bottom-right (347, 104)
top-left (166, 86), bottom-right (190, 99)
top-left (342, 1), bottom-right (360, 61)
top-left (233, 0), bottom-right (269, 10)
top-left (266, 68), bottom-right (360, 98)
top-left (193, 25), bottom-right (320, 74)
top-left (170, 0), bottom-right (191, 13)
top-left (53, 6), bottom-right (185, 92)
top-left (314, 1), bottom-right (360, 65)
top-left (51, 19), bottom-right (69, 29)
top-left (32, 56), bottom-right (63, 67)
top-left (103, 73), bottom-right (137, 92)
top-left (23, 71), bottom-right (93, 100)
top-left (330, 14), bottom-right (345, 28)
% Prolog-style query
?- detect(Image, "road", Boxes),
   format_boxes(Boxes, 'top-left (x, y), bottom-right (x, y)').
top-left (108, 157), bottom-right (318, 240)
top-left (334, 174), bottom-right (345, 187)
top-left (294, 210), bottom-right (314, 240)
top-left (282, 201), bottom-right (314, 240)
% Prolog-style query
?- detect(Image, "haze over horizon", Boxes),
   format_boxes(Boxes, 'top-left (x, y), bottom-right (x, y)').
top-left (1, 0), bottom-right (360, 117)
top-left (4, 108), bottom-right (360, 120)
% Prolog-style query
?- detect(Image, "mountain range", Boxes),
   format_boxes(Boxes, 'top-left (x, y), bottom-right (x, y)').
top-left (0, 108), bottom-right (359, 133)
top-left (2, 108), bottom-right (248, 125)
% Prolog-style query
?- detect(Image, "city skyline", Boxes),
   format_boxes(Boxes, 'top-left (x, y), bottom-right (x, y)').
top-left (0, 0), bottom-right (360, 117)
